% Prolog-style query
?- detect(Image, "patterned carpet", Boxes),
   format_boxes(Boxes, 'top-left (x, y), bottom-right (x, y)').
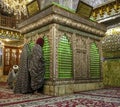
top-left (0, 82), bottom-right (120, 107)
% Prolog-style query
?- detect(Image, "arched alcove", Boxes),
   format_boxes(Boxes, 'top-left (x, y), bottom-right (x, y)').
top-left (58, 35), bottom-right (73, 79)
top-left (90, 43), bottom-right (100, 79)
top-left (43, 36), bottom-right (50, 79)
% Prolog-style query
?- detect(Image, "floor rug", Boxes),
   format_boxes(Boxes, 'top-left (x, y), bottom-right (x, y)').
top-left (0, 82), bottom-right (52, 107)
top-left (0, 82), bottom-right (120, 107)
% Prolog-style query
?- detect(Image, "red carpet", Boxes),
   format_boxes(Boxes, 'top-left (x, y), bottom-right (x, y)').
top-left (0, 82), bottom-right (120, 107)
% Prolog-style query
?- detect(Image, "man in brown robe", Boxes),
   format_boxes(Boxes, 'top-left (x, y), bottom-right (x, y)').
top-left (7, 65), bottom-right (18, 89)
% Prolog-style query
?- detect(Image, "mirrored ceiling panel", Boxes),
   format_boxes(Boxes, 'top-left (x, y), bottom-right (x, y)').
top-left (81, 0), bottom-right (115, 8)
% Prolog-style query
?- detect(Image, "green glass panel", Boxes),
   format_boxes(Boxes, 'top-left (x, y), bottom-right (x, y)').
top-left (90, 43), bottom-right (100, 79)
top-left (43, 36), bottom-right (50, 79)
top-left (58, 35), bottom-right (73, 79)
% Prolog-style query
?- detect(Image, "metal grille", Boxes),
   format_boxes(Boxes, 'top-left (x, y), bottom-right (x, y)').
top-left (58, 35), bottom-right (73, 78)
top-left (43, 36), bottom-right (50, 79)
top-left (90, 43), bottom-right (100, 78)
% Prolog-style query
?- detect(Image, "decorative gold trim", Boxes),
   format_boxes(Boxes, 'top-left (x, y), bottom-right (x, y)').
top-left (0, 28), bottom-right (23, 40)
top-left (20, 14), bottom-right (105, 37)
top-left (91, 1), bottom-right (120, 21)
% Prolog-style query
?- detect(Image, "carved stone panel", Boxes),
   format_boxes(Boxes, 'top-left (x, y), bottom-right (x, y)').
top-left (75, 49), bottom-right (88, 79)
top-left (75, 36), bottom-right (88, 79)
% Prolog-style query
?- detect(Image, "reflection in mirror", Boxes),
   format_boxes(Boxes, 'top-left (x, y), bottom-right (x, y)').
top-left (0, 42), bottom-right (3, 66)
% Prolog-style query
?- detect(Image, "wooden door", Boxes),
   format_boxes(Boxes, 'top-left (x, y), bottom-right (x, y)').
top-left (4, 46), bottom-right (22, 75)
